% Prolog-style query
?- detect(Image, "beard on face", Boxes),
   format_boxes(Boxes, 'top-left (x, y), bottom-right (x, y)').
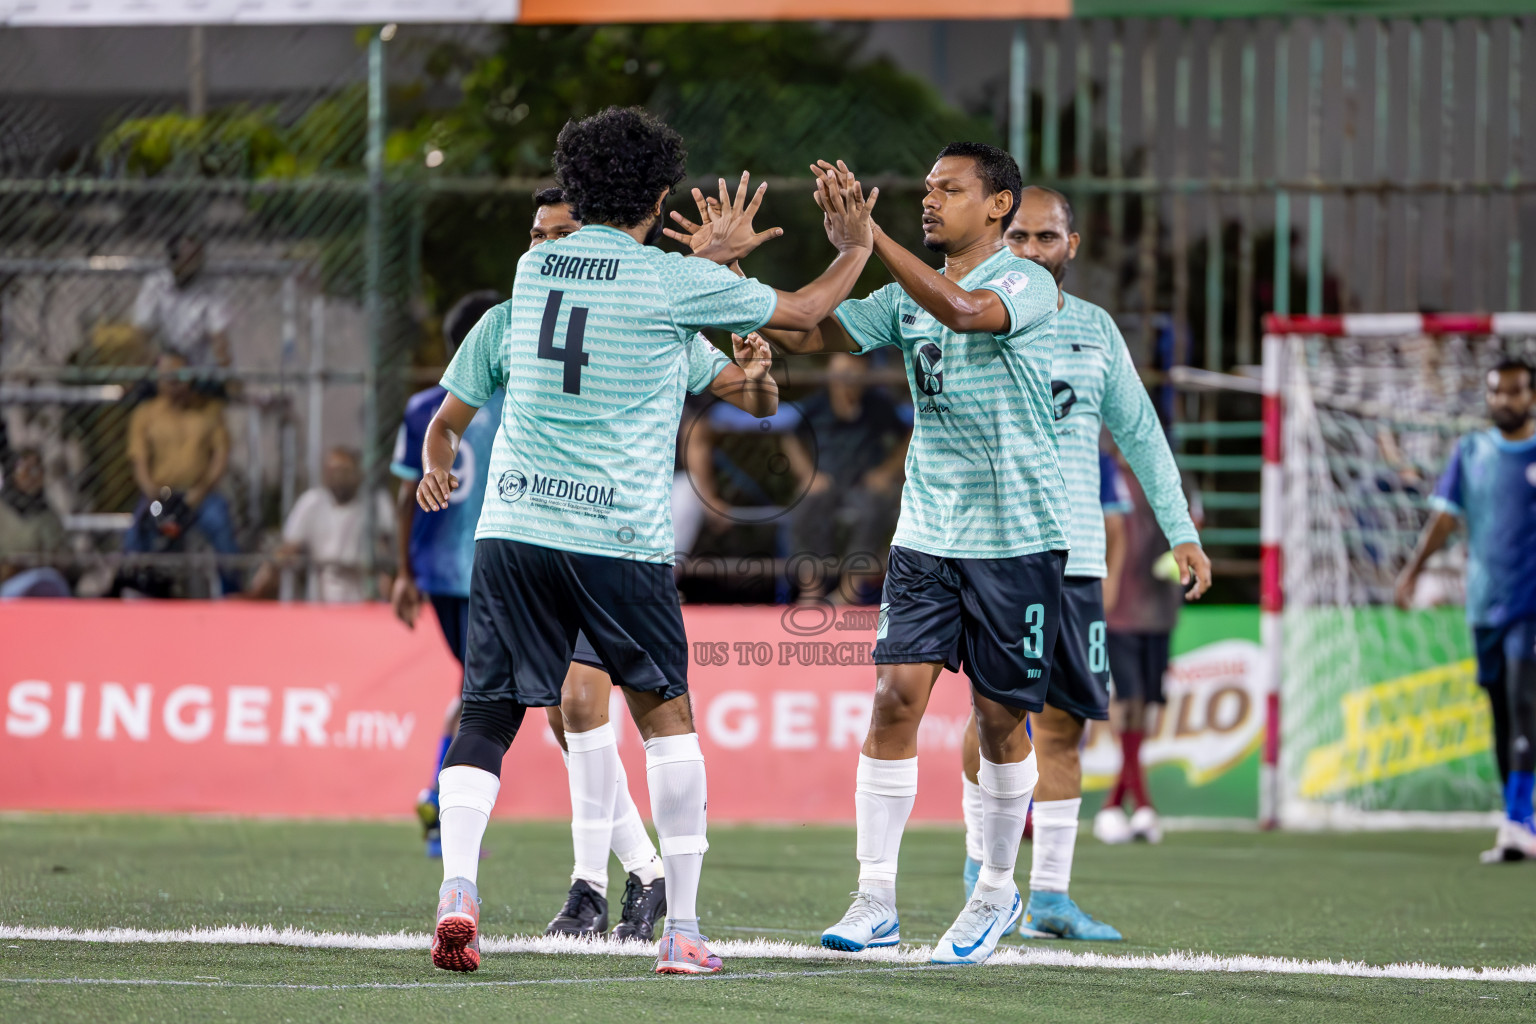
top-left (643, 214), bottom-right (666, 247)
top-left (1491, 405), bottom-right (1533, 432)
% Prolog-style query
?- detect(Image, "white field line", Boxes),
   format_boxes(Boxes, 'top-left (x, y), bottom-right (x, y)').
top-left (2, 924), bottom-right (1534, 984)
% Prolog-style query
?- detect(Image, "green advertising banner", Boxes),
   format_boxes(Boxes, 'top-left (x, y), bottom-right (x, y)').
top-left (1280, 606), bottom-right (1501, 825)
top-left (1083, 606), bottom-right (1263, 822)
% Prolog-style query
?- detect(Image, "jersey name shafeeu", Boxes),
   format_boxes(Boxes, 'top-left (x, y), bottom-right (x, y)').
top-left (834, 248), bottom-right (1067, 559)
top-left (1430, 429), bottom-right (1536, 627)
top-left (1051, 293), bottom-right (1200, 577)
top-left (440, 225), bottom-right (766, 563)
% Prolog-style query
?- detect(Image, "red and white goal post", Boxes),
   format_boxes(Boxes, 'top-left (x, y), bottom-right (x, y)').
top-left (1260, 313), bottom-right (1536, 830)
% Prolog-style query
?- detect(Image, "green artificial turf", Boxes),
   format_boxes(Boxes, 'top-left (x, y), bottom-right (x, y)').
top-left (2, 816), bottom-right (1533, 1022)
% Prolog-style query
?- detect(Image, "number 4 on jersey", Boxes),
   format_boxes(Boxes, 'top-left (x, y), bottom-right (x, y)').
top-left (538, 290), bottom-right (590, 395)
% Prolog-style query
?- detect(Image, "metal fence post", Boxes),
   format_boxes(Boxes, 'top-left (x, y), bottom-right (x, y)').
top-left (362, 26), bottom-right (387, 599)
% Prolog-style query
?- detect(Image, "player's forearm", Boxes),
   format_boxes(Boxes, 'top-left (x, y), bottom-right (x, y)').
top-left (870, 227), bottom-right (1005, 334)
top-left (767, 248), bottom-right (870, 331)
top-left (735, 375), bottom-right (778, 417)
top-left (1404, 512), bottom-right (1458, 575)
top-left (422, 419), bottom-right (461, 478)
top-left (394, 486), bottom-right (416, 582)
top-left (1106, 362), bottom-right (1199, 547)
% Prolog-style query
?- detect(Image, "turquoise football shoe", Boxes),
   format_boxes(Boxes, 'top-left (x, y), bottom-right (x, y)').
top-left (1018, 890), bottom-right (1123, 941)
top-left (962, 858), bottom-right (1018, 937)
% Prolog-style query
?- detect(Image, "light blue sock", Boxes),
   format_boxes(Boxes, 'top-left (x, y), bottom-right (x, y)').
top-left (1505, 770), bottom-right (1534, 827)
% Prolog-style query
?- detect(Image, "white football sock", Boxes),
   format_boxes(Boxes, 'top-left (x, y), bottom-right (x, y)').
top-left (961, 772), bottom-right (985, 863)
top-left (1029, 797), bottom-right (1082, 894)
top-left (438, 765), bottom-right (500, 885)
top-left (645, 733), bottom-right (708, 935)
top-left (610, 753), bottom-right (663, 882)
top-left (566, 724), bottom-right (619, 897)
top-left (855, 754), bottom-right (918, 904)
top-left (976, 752), bottom-right (1038, 897)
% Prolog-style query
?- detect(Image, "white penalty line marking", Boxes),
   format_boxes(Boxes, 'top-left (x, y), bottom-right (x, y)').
top-left (2, 924), bottom-right (1534, 984)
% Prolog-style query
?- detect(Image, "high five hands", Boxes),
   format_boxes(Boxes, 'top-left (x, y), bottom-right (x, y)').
top-left (662, 172), bottom-right (782, 265)
top-left (665, 162), bottom-right (878, 263)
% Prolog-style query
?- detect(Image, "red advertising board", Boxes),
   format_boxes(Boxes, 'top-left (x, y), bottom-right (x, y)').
top-left (1, 601), bottom-right (971, 822)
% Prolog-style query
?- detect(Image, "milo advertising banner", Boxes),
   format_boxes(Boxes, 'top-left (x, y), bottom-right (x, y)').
top-left (1082, 606), bottom-right (1265, 822)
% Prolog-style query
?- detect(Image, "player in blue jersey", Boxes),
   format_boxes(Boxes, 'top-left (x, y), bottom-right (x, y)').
top-left (392, 290), bottom-right (505, 859)
top-left (518, 189), bottom-right (783, 944)
top-left (1396, 359), bottom-right (1536, 862)
top-left (415, 107), bottom-right (878, 975)
top-left (953, 186), bottom-right (1210, 942)
top-left (755, 147), bottom-right (1066, 965)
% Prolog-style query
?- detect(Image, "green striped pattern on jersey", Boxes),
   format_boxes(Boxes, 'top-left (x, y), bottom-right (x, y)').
top-left (834, 247), bottom-right (1068, 559)
top-left (440, 225), bottom-right (769, 563)
top-left (1052, 292), bottom-right (1199, 577)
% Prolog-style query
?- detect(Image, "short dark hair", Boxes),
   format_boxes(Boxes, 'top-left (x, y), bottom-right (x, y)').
top-left (1491, 357), bottom-right (1536, 388)
top-left (935, 142), bottom-right (1023, 229)
top-left (443, 290), bottom-right (504, 356)
top-left (1018, 185), bottom-right (1074, 230)
top-left (532, 187), bottom-right (567, 209)
top-left (554, 107), bottom-right (687, 228)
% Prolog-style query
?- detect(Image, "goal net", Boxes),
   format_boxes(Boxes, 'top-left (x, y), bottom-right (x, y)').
top-left (1265, 314), bottom-right (1536, 828)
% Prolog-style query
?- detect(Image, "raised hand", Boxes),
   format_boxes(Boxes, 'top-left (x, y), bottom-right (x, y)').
top-left (732, 332), bottom-right (773, 381)
top-left (662, 186), bottom-right (719, 254)
top-left (812, 159), bottom-right (878, 253)
top-left (667, 171), bottom-right (783, 265)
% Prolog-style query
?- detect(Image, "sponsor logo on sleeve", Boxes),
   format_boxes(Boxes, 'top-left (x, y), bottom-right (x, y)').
top-left (995, 270), bottom-right (1029, 297)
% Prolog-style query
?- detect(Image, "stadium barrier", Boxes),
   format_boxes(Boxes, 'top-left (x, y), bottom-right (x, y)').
top-left (2, 601), bottom-right (1263, 823)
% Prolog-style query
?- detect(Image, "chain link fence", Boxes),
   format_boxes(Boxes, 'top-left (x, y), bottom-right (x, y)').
top-left (1, 17), bottom-right (1531, 602)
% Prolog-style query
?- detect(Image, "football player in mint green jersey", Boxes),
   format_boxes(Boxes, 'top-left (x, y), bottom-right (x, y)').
top-left (414, 107), bottom-right (878, 978)
top-left (765, 146), bottom-right (1064, 965)
top-left (956, 186), bottom-right (1211, 942)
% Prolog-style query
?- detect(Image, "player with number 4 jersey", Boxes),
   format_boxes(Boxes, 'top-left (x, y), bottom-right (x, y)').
top-left (415, 107), bottom-right (878, 978)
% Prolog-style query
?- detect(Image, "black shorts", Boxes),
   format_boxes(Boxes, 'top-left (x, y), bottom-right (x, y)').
top-left (873, 545), bottom-right (1066, 712)
top-left (1474, 616), bottom-right (1536, 687)
top-left (1046, 577), bottom-right (1111, 721)
top-left (428, 593), bottom-right (470, 666)
top-left (463, 538), bottom-right (688, 707)
top-left (1107, 631), bottom-right (1171, 705)
top-left (571, 630), bottom-right (605, 672)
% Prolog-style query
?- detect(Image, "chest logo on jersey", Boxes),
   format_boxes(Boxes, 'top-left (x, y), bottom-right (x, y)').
top-left (1052, 380), bottom-right (1078, 421)
top-left (916, 343), bottom-right (944, 396)
top-left (497, 470), bottom-right (529, 504)
top-left (1527, 462), bottom-right (1536, 488)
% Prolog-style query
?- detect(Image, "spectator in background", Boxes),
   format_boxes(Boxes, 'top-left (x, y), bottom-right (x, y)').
top-left (790, 351), bottom-right (910, 603)
top-left (1097, 458), bottom-right (1203, 846)
top-left (124, 350), bottom-right (240, 595)
top-left (0, 449), bottom-right (71, 598)
top-left (132, 235), bottom-right (233, 376)
top-left (249, 446), bottom-right (393, 603)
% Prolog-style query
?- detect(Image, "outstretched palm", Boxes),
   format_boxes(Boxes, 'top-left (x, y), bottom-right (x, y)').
top-left (662, 171), bottom-right (782, 264)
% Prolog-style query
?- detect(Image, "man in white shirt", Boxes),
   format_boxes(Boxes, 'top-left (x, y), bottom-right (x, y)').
top-left (248, 447), bottom-right (394, 602)
top-left (132, 236), bottom-right (233, 372)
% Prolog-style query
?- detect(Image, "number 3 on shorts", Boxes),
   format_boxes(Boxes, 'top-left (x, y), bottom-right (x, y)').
top-left (1022, 603), bottom-right (1045, 659)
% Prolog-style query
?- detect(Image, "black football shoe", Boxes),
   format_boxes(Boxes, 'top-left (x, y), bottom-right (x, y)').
top-left (611, 873), bottom-right (667, 942)
top-left (545, 879), bottom-right (609, 937)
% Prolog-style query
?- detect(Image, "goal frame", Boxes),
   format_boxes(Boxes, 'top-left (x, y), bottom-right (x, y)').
top-left (1259, 312), bottom-right (1536, 829)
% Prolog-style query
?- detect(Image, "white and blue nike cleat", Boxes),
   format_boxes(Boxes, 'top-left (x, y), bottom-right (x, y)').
top-left (1018, 890), bottom-right (1123, 941)
top-left (821, 891), bottom-right (901, 952)
top-left (931, 883), bottom-right (1022, 964)
top-left (961, 859), bottom-right (1018, 937)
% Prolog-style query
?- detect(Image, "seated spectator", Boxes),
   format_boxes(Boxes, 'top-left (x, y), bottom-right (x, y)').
top-left (124, 351), bottom-right (240, 595)
top-left (248, 447), bottom-right (394, 603)
top-left (791, 352), bottom-right (911, 603)
top-left (133, 234), bottom-right (233, 375)
top-left (0, 449), bottom-right (71, 598)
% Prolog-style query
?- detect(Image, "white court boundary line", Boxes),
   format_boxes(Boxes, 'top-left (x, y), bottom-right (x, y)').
top-left (3, 924), bottom-right (1534, 984)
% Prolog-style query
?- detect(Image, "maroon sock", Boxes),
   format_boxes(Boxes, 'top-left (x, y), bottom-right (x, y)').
top-left (1105, 773), bottom-right (1127, 811)
top-left (1121, 730), bottom-right (1151, 809)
